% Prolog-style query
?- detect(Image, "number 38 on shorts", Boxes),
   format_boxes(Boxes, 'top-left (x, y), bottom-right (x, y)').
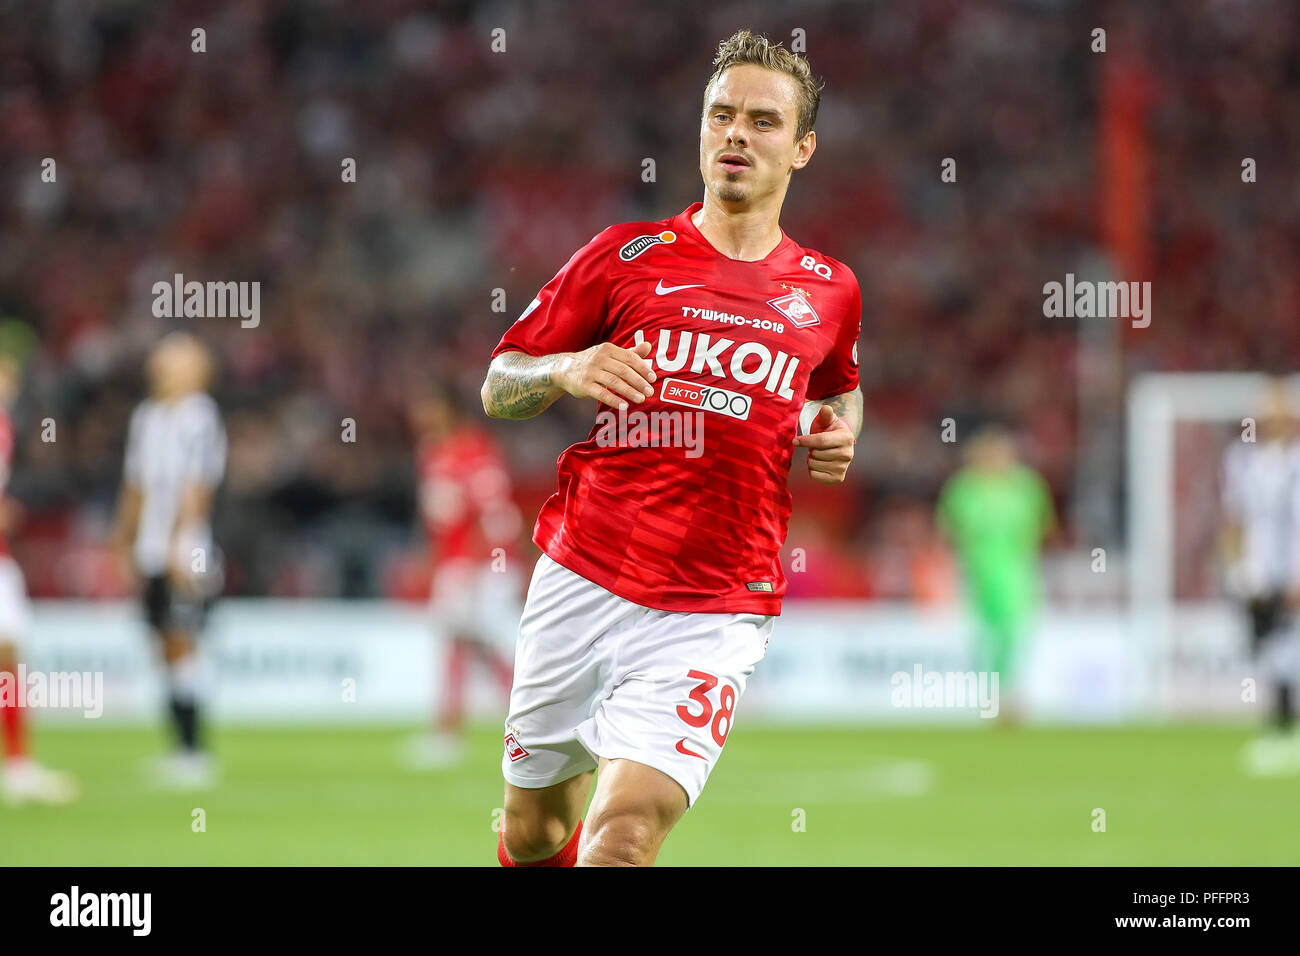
top-left (676, 670), bottom-right (738, 750)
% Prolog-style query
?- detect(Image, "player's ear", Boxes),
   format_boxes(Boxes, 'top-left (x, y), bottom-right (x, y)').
top-left (791, 130), bottom-right (816, 171)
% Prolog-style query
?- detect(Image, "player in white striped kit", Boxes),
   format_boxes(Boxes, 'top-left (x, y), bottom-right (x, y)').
top-left (111, 334), bottom-right (226, 789)
top-left (1221, 381), bottom-right (1300, 775)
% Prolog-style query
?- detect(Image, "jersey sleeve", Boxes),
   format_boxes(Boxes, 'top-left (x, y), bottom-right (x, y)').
top-left (491, 228), bottom-right (618, 359)
top-left (805, 270), bottom-right (862, 401)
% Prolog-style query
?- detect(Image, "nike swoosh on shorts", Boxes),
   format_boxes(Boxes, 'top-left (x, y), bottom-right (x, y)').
top-left (675, 738), bottom-right (707, 759)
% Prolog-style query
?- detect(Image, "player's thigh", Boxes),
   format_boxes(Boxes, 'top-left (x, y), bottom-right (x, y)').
top-left (576, 610), bottom-right (772, 812)
top-left (581, 756), bottom-right (687, 862)
top-left (1248, 590), bottom-right (1287, 649)
top-left (503, 770), bottom-right (593, 855)
top-left (974, 590), bottom-right (1028, 646)
top-left (145, 576), bottom-right (210, 660)
top-left (502, 554), bottom-right (633, 790)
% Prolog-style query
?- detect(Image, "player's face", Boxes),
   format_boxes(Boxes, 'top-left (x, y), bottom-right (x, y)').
top-left (699, 65), bottom-right (815, 207)
top-left (970, 433), bottom-right (1016, 471)
top-left (149, 339), bottom-right (210, 399)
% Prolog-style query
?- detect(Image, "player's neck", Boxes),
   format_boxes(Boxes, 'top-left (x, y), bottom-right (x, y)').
top-left (691, 197), bottom-right (785, 262)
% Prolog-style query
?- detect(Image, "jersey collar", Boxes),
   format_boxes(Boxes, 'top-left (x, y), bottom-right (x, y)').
top-left (674, 202), bottom-right (795, 264)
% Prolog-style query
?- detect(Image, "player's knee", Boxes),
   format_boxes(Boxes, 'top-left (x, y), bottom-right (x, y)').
top-left (502, 809), bottom-right (571, 863)
top-left (579, 806), bottom-right (660, 867)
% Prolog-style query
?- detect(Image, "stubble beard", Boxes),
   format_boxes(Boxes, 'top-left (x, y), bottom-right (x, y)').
top-left (716, 174), bottom-right (749, 203)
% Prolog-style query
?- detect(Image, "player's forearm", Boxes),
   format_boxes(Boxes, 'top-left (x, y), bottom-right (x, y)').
top-left (808, 387), bottom-right (864, 438)
top-left (481, 351), bottom-right (572, 420)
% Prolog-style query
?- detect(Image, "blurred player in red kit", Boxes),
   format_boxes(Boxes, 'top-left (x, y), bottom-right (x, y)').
top-left (404, 386), bottom-right (522, 768)
top-left (0, 352), bottom-right (79, 805)
top-left (481, 31), bottom-right (863, 866)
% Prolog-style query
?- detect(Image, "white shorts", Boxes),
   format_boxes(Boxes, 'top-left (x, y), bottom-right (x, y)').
top-left (502, 553), bottom-right (772, 808)
top-left (430, 560), bottom-right (521, 654)
top-left (0, 555), bottom-right (31, 641)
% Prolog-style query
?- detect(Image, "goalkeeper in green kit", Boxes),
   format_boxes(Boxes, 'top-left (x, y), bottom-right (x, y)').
top-left (936, 425), bottom-right (1056, 723)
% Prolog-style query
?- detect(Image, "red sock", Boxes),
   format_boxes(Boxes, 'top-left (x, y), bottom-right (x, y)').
top-left (498, 821), bottom-right (582, 867)
top-left (1, 668), bottom-right (26, 759)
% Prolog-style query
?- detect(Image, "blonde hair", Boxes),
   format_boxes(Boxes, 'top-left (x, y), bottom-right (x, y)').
top-left (703, 30), bottom-right (823, 142)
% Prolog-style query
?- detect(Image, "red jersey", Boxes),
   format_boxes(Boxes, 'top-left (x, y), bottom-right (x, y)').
top-left (491, 202), bottom-right (861, 614)
top-left (418, 426), bottom-right (521, 567)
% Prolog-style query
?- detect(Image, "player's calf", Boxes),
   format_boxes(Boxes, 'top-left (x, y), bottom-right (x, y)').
top-left (500, 773), bottom-right (591, 864)
top-left (501, 811), bottom-right (573, 863)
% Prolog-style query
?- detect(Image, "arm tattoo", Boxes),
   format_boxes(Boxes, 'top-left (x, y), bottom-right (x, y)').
top-left (809, 386), bottom-right (864, 438)
top-left (481, 350), bottom-right (566, 419)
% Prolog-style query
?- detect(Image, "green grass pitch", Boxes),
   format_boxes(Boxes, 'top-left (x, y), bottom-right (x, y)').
top-left (3, 723), bottom-right (1296, 865)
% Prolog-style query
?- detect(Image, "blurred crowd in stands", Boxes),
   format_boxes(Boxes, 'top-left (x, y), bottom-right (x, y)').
top-left (0, 0), bottom-right (1296, 599)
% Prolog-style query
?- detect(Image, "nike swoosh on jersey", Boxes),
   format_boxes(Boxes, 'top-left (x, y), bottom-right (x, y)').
top-left (675, 737), bottom-right (707, 760)
top-left (655, 280), bottom-right (706, 296)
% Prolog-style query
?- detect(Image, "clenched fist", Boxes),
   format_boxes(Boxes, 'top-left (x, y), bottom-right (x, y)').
top-left (792, 404), bottom-right (855, 484)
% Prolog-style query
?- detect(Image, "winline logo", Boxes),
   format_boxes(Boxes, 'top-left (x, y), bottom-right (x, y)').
top-left (0, 665), bottom-right (103, 718)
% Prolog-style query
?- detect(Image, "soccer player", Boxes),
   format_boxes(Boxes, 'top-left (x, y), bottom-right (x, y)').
top-left (935, 424), bottom-right (1055, 724)
top-left (1220, 381), bottom-right (1300, 775)
top-left (404, 386), bottom-right (521, 768)
top-left (0, 353), bottom-right (78, 805)
top-left (110, 333), bottom-right (226, 789)
top-left (480, 31), bottom-right (863, 867)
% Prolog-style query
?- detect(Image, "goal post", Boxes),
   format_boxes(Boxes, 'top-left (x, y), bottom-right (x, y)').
top-left (1127, 371), bottom-right (1299, 714)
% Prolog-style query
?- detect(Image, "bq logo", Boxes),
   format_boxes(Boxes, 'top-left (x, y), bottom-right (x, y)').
top-left (660, 378), bottom-right (751, 421)
top-left (619, 230), bottom-right (676, 261)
